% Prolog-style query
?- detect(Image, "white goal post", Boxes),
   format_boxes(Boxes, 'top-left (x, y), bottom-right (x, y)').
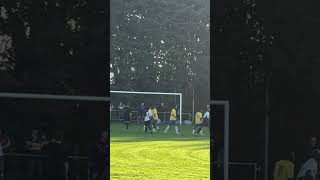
top-left (211, 100), bottom-right (230, 180)
top-left (110, 90), bottom-right (183, 125)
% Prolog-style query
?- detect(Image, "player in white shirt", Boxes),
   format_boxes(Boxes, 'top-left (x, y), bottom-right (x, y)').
top-left (297, 149), bottom-right (320, 180)
top-left (144, 108), bottom-right (153, 134)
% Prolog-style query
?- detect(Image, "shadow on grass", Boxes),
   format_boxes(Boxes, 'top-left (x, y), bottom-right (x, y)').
top-left (111, 123), bottom-right (210, 143)
top-left (111, 136), bottom-right (210, 143)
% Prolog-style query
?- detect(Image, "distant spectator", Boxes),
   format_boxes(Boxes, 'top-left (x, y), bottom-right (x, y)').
top-left (0, 129), bottom-right (10, 178)
top-left (160, 102), bottom-right (165, 109)
top-left (69, 144), bottom-right (83, 180)
top-left (25, 129), bottom-right (45, 179)
top-left (37, 130), bottom-right (49, 176)
top-left (123, 105), bottom-right (131, 130)
top-left (89, 130), bottom-right (108, 180)
top-left (46, 130), bottom-right (69, 180)
top-left (40, 131), bottom-right (49, 152)
top-left (158, 102), bottom-right (167, 122)
top-left (137, 102), bottom-right (146, 123)
top-left (118, 102), bottom-right (124, 110)
top-left (118, 102), bottom-right (125, 119)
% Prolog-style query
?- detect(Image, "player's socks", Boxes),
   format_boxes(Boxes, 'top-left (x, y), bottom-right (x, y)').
top-left (175, 126), bottom-right (179, 134)
top-left (196, 127), bottom-right (202, 135)
top-left (164, 126), bottom-right (170, 133)
top-left (192, 130), bottom-right (195, 134)
top-left (200, 130), bottom-right (203, 135)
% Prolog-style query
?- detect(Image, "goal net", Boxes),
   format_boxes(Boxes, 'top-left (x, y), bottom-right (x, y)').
top-left (110, 91), bottom-right (183, 125)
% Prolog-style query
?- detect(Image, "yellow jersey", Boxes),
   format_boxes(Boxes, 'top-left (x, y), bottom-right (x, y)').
top-left (152, 108), bottom-right (159, 120)
top-left (195, 112), bottom-right (203, 125)
top-left (273, 160), bottom-right (294, 180)
top-left (170, 108), bottom-right (176, 120)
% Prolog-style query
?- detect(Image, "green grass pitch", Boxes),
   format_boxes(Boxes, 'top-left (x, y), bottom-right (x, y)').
top-left (110, 121), bottom-right (210, 180)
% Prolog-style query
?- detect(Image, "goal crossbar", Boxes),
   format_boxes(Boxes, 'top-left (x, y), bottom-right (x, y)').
top-left (111, 90), bottom-right (182, 125)
top-left (211, 100), bottom-right (230, 180)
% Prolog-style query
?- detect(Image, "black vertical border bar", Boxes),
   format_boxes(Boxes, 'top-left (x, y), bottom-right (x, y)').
top-left (210, 0), bottom-right (214, 178)
top-left (210, 102), bottom-right (214, 178)
top-left (106, 0), bottom-right (111, 178)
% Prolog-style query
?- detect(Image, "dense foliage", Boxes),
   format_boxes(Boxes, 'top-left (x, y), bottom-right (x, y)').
top-left (0, 0), bottom-right (107, 149)
top-left (110, 0), bottom-right (210, 111)
top-left (0, 0), bottom-right (107, 96)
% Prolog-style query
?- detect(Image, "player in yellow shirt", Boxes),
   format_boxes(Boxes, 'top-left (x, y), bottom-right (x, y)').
top-left (152, 106), bottom-right (162, 133)
top-left (273, 152), bottom-right (295, 180)
top-left (192, 109), bottom-right (203, 135)
top-left (164, 106), bottom-right (180, 134)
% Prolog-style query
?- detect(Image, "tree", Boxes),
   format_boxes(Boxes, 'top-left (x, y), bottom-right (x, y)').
top-left (0, 0), bottom-right (107, 149)
top-left (110, 0), bottom-right (210, 111)
top-left (0, 0), bottom-right (107, 95)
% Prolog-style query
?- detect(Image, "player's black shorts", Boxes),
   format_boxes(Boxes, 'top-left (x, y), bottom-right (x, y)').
top-left (168, 120), bottom-right (177, 126)
top-left (144, 120), bottom-right (151, 126)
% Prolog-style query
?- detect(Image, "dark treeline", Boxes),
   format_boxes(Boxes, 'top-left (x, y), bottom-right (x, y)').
top-left (110, 0), bottom-right (210, 112)
top-left (0, 0), bottom-right (108, 158)
top-left (213, 0), bottom-right (320, 177)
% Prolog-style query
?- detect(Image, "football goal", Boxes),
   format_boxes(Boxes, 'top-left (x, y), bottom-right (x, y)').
top-left (110, 90), bottom-right (183, 125)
